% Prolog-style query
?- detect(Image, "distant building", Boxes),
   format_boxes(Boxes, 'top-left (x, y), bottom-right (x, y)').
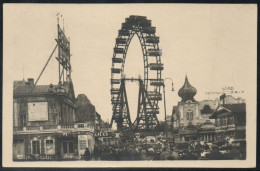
top-left (172, 76), bottom-right (216, 143)
top-left (215, 95), bottom-right (246, 105)
top-left (210, 103), bottom-right (246, 142)
top-left (95, 124), bottom-right (119, 146)
top-left (172, 76), bottom-right (246, 144)
top-left (13, 79), bottom-right (95, 160)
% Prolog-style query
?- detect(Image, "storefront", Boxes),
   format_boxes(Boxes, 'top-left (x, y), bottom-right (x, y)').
top-left (13, 127), bottom-right (95, 161)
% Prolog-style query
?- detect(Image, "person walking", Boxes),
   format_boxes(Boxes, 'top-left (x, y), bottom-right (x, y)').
top-left (140, 147), bottom-right (147, 160)
top-left (135, 146), bottom-right (140, 160)
top-left (170, 147), bottom-right (179, 160)
top-left (160, 148), bottom-right (171, 160)
top-left (207, 145), bottom-right (223, 160)
top-left (84, 148), bottom-right (91, 161)
top-left (94, 145), bottom-right (99, 160)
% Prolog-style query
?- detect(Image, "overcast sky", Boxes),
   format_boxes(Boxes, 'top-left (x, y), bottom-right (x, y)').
top-left (4, 4), bottom-right (257, 122)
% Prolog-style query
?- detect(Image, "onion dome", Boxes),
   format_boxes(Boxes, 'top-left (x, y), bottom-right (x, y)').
top-left (178, 76), bottom-right (197, 102)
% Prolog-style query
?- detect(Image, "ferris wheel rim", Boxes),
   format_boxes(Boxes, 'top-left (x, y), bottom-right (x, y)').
top-left (110, 15), bottom-right (164, 129)
top-left (111, 18), bottom-right (162, 85)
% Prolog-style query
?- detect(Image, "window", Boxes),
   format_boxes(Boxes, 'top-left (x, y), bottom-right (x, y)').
top-left (32, 141), bottom-right (40, 154)
top-left (63, 142), bottom-right (67, 153)
top-left (186, 112), bottom-right (193, 122)
top-left (79, 140), bottom-right (86, 150)
top-left (45, 140), bottom-right (55, 155)
top-left (69, 142), bottom-right (73, 153)
top-left (19, 114), bottom-right (26, 127)
top-left (88, 139), bottom-right (91, 148)
top-left (220, 116), bottom-right (228, 126)
top-left (63, 142), bottom-right (74, 154)
top-left (228, 116), bottom-right (234, 125)
top-left (13, 139), bottom-right (25, 156)
top-left (224, 117), bottom-right (227, 126)
top-left (216, 118), bottom-right (221, 127)
top-left (60, 104), bottom-right (63, 122)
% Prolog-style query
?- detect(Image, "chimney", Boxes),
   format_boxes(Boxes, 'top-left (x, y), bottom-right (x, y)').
top-left (220, 93), bottom-right (226, 105)
top-left (28, 78), bottom-right (34, 85)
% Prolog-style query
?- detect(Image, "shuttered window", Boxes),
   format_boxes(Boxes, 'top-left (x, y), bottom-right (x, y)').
top-left (79, 140), bottom-right (86, 150)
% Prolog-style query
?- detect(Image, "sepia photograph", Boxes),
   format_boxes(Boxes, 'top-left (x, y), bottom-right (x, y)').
top-left (2, 3), bottom-right (257, 168)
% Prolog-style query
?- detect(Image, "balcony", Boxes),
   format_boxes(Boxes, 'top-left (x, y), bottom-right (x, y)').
top-left (13, 123), bottom-right (95, 134)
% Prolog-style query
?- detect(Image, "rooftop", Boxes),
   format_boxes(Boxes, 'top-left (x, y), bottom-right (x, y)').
top-left (178, 76), bottom-right (197, 102)
top-left (13, 78), bottom-right (75, 99)
top-left (210, 103), bottom-right (246, 119)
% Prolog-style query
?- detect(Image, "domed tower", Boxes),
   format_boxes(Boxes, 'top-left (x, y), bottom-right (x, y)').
top-left (178, 76), bottom-right (197, 102)
top-left (176, 76), bottom-right (200, 142)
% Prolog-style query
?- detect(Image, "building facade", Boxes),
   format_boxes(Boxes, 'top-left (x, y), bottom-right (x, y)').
top-left (172, 76), bottom-right (247, 144)
top-left (172, 76), bottom-right (216, 143)
top-left (95, 128), bottom-right (119, 146)
top-left (13, 79), bottom-right (95, 160)
top-left (210, 103), bottom-right (246, 142)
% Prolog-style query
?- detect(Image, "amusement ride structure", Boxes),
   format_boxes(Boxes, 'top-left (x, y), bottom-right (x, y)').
top-left (110, 15), bottom-right (167, 132)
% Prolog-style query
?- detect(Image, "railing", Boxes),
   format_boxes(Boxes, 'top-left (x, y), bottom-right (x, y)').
top-left (13, 127), bottom-right (23, 131)
top-left (61, 124), bottom-right (74, 129)
top-left (13, 123), bottom-right (95, 133)
top-left (43, 125), bottom-right (57, 130)
top-left (77, 123), bottom-right (84, 128)
top-left (26, 126), bottom-right (41, 131)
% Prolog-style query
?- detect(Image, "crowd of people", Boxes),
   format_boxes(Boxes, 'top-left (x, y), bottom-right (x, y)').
top-left (83, 140), bottom-right (246, 161)
top-left (174, 140), bottom-right (246, 160)
top-left (84, 144), bottom-right (180, 161)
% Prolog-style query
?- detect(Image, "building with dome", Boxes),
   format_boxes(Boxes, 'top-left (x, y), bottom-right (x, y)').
top-left (172, 76), bottom-right (217, 143)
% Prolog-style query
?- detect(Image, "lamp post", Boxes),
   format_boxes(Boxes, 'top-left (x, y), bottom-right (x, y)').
top-left (163, 77), bottom-right (174, 145)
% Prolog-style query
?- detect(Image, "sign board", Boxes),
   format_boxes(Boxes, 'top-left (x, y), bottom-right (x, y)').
top-left (205, 86), bottom-right (244, 95)
top-left (78, 135), bottom-right (89, 156)
top-left (57, 25), bottom-right (70, 69)
top-left (28, 102), bottom-right (48, 121)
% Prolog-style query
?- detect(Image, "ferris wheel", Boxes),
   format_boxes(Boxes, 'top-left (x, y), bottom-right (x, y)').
top-left (110, 15), bottom-right (164, 131)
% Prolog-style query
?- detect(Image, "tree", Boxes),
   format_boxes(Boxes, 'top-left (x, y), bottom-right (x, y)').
top-left (75, 94), bottom-right (96, 123)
